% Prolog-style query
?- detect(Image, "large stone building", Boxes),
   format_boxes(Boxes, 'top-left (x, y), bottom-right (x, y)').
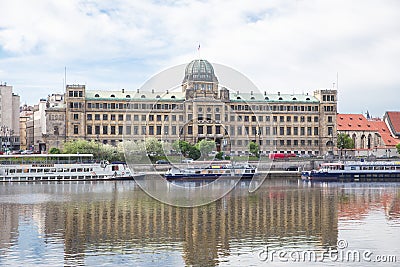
top-left (56, 59), bottom-right (337, 156)
top-left (0, 83), bottom-right (20, 151)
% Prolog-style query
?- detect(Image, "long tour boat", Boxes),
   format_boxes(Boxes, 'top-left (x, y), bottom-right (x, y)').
top-left (0, 154), bottom-right (144, 182)
top-left (301, 161), bottom-right (400, 182)
top-left (164, 163), bottom-right (257, 180)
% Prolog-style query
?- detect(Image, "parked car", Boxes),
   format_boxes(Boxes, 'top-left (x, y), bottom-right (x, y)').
top-left (285, 166), bottom-right (299, 171)
top-left (156, 160), bottom-right (170, 164)
top-left (181, 158), bottom-right (193, 163)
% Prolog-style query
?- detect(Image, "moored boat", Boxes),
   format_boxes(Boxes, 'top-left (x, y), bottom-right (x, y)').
top-left (302, 161), bottom-right (400, 182)
top-left (164, 163), bottom-right (257, 180)
top-left (0, 154), bottom-right (144, 182)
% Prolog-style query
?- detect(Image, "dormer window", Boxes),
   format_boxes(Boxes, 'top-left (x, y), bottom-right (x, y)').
top-left (141, 95), bottom-right (146, 98)
top-left (265, 97), bottom-right (269, 100)
top-left (306, 98), bottom-right (310, 101)
top-left (237, 96), bottom-right (241, 100)
top-left (171, 95), bottom-right (176, 99)
top-left (110, 94), bottom-right (115, 98)
top-left (126, 95), bottom-right (131, 98)
top-left (250, 96), bottom-right (255, 100)
top-left (292, 97), bottom-right (297, 100)
top-left (278, 97), bottom-right (283, 100)
top-left (95, 94), bottom-right (100, 97)
top-left (156, 95), bottom-right (160, 98)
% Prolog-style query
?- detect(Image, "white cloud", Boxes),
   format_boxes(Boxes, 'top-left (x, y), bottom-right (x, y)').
top-left (0, 0), bottom-right (399, 116)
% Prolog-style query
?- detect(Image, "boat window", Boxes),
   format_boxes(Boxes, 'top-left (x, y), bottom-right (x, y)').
top-left (9, 169), bottom-right (15, 174)
top-left (51, 168), bottom-right (56, 172)
top-left (77, 168), bottom-right (83, 172)
top-left (351, 167), bottom-right (356, 170)
top-left (30, 169), bottom-right (36, 173)
top-left (44, 169), bottom-right (50, 173)
top-left (64, 168), bottom-right (69, 172)
top-left (71, 169), bottom-right (76, 172)
top-left (84, 168), bottom-right (89, 172)
top-left (16, 169), bottom-right (22, 173)
top-left (37, 169), bottom-right (43, 173)
top-left (57, 168), bottom-right (63, 172)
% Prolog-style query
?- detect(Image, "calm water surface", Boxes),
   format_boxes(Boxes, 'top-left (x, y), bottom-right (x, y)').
top-left (0, 178), bottom-right (399, 266)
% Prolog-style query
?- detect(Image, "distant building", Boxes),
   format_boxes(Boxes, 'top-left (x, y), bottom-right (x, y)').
top-left (19, 104), bottom-right (34, 150)
top-left (59, 59), bottom-right (337, 156)
top-left (0, 84), bottom-right (20, 151)
top-left (337, 113), bottom-right (399, 157)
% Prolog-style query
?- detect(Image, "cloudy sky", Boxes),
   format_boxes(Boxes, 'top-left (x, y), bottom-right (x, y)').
top-left (0, 0), bottom-right (399, 117)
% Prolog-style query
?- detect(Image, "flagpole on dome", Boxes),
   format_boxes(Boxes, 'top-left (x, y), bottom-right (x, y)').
top-left (197, 43), bottom-right (201, 59)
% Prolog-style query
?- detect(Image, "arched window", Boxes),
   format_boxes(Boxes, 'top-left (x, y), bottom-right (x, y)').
top-left (292, 97), bottom-right (297, 100)
top-left (156, 95), bottom-right (161, 98)
top-left (126, 95), bottom-right (131, 98)
top-left (237, 96), bottom-right (241, 100)
top-left (250, 96), bottom-right (255, 100)
top-left (306, 97), bottom-right (310, 100)
top-left (141, 95), bottom-right (146, 98)
top-left (326, 140), bottom-right (334, 147)
top-left (95, 94), bottom-right (100, 97)
top-left (278, 97), bottom-right (283, 100)
top-left (171, 95), bottom-right (176, 99)
top-left (265, 97), bottom-right (269, 100)
top-left (110, 94), bottom-right (115, 98)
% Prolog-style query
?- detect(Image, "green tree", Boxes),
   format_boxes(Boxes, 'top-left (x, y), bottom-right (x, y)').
top-left (249, 141), bottom-right (260, 157)
top-left (215, 151), bottom-right (224, 160)
top-left (145, 138), bottom-right (164, 160)
top-left (337, 133), bottom-right (355, 149)
top-left (62, 139), bottom-right (99, 156)
top-left (172, 140), bottom-right (192, 157)
top-left (196, 139), bottom-right (216, 160)
top-left (188, 146), bottom-right (201, 160)
top-left (48, 147), bottom-right (61, 154)
top-left (396, 143), bottom-right (400, 155)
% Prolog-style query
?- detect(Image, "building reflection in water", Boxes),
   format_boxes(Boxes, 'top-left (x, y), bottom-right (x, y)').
top-left (0, 180), bottom-right (398, 266)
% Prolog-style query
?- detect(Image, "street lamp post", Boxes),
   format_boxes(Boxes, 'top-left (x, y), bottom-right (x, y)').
top-left (96, 134), bottom-right (100, 160)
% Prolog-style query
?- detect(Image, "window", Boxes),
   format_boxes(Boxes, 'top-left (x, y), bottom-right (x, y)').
top-left (207, 126), bottom-right (212, 134)
top-left (172, 126), bottom-right (176, 135)
top-left (266, 127), bottom-right (270, 135)
top-left (287, 127), bottom-right (291, 135)
top-left (111, 114), bottom-right (116, 121)
top-left (73, 113), bottom-right (79, 120)
top-left (142, 126), bottom-right (146, 135)
top-left (118, 126), bottom-right (123, 135)
top-left (314, 116), bottom-right (319, 122)
top-left (258, 116), bottom-right (263, 122)
top-left (172, 115), bottom-right (176, 121)
top-left (188, 126), bottom-right (193, 134)
top-left (294, 116), bottom-right (298, 122)
top-left (126, 114), bottom-right (131, 121)
top-left (103, 114), bottom-right (108, 120)
top-left (273, 127), bottom-right (277, 135)
top-left (111, 126), bottom-right (116, 135)
top-left (95, 126), bottom-right (100, 135)
top-left (87, 114), bottom-right (92, 120)
top-left (294, 127), bottom-right (298, 135)
top-left (95, 114), bottom-right (100, 120)
top-left (307, 116), bottom-right (312, 122)
top-left (314, 127), bottom-right (319, 135)
top-left (198, 126), bottom-right (204, 134)
top-left (287, 116), bottom-right (291, 122)
top-left (118, 114), bottom-right (124, 121)
top-left (300, 116), bottom-right (305, 122)
top-left (300, 127), bottom-right (305, 136)
top-left (73, 125), bottom-right (79, 135)
top-left (87, 125), bottom-right (92, 135)
top-left (103, 126), bottom-right (108, 135)
top-left (328, 116), bottom-right (333, 123)
top-left (307, 127), bottom-right (312, 135)
top-left (157, 115), bottom-right (162, 121)
top-left (280, 116), bottom-right (284, 122)
top-left (273, 116), bottom-right (277, 122)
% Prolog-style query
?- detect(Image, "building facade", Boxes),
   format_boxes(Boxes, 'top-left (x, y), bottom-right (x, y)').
top-left (0, 84), bottom-right (20, 151)
top-left (57, 59), bottom-right (337, 155)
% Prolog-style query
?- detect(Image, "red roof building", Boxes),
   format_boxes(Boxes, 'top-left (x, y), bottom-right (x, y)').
top-left (384, 111), bottom-right (400, 138)
top-left (337, 114), bottom-right (399, 150)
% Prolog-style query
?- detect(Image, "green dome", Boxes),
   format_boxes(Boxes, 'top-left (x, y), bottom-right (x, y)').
top-left (183, 59), bottom-right (218, 82)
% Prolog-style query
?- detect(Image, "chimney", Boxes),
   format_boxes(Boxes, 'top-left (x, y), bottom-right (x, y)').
top-left (166, 90), bottom-right (169, 94)
top-left (237, 90), bottom-right (239, 95)
top-left (264, 91), bottom-right (266, 95)
top-left (122, 88), bottom-right (125, 93)
top-left (137, 89), bottom-right (139, 93)
top-left (278, 92), bottom-right (281, 96)
top-left (152, 89), bottom-right (154, 94)
top-left (251, 91), bottom-right (253, 95)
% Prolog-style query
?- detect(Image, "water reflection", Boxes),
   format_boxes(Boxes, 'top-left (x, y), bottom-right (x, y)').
top-left (0, 179), bottom-right (399, 266)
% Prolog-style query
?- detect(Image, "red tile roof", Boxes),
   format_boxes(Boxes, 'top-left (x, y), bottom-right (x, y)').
top-left (337, 114), bottom-right (399, 147)
top-left (386, 112), bottom-right (400, 134)
top-left (337, 114), bottom-right (377, 131)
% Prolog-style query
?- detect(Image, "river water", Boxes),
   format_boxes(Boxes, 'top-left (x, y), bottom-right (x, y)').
top-left (0, 178), bottom-right (399, 266)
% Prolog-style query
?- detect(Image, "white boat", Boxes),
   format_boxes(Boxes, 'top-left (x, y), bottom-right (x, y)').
top-left (0, 154), bottom-right (144, 182)
top-left (302, 161), bottom-right (400, 182)
top-left (165, 163), bottom-right (257, 180)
